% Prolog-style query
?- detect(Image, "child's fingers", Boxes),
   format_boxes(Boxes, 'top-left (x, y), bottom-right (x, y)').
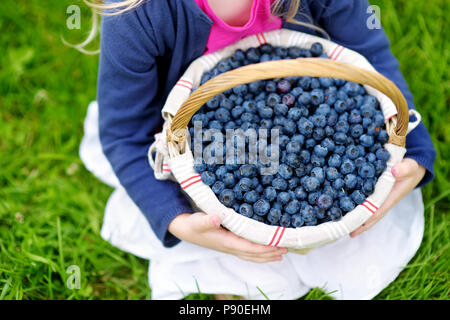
top-left (224, 233), bottom-right (288, 257)
top-left (392, 158), bottom-right (419, 179)
top-left (190, 212), bottom-right (222, 232)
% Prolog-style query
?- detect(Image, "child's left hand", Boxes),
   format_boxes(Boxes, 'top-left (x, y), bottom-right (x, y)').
top-left (350, 158), bottom-right (426, 238)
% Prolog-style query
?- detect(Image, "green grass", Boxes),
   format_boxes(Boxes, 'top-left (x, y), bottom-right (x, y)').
top-left (0, 0), bottom-right (448, 300)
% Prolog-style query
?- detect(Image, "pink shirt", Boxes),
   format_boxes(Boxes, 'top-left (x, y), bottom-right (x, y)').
top-left (194, 0), bottom-right (282, 54)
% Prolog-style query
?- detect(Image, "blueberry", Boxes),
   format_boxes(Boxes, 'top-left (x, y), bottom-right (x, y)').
top-left (263, 186), bottom-right (277, 202)
top-left (328, 207), bottom-right (342, 220)
top-left (349, 110), bottom-right (362, 124)
top-left (223, 172), bottom-right (236, 187)
top-left (344, 174), bottom-right (358, 189)
top-left (286, 153), bottom-right (301, 168)
top-left (244, 190), bottom-right (259, 204)
top-left (277, 79), bottom-right (292, 93)
top-left (286, 141), bottom-right (301, 154)
top-left (340, 159), bottom-right (356, 175)
top-left (300, 204), bottom-right (315, 222)
top-left (335, 119), bottom-right (349, 133)
top-left (299, 150), bottom-right (311, 164)
top-left (350, 124), bottom-right (364, 138)
top-left (265, 81), bottom-right (277, 93)
top-left (310, 167), bottom-right (325, 183)
top-left (279, 213), bottom-right (291, 227)
top-left (239, 203), bottom-right (254, 218)
top-left (267, 93), bottom-right (281, 107)
top-left (285, 199), bottom-right (300, 214)
top-left (294, 186), bottom-right (307, 200)
top-left (298, 92), bottom-right (311, 105)
top-left (240, 164), bottom-right (257, 178)
top-left (360, 134), bottom-right (375, 147)
top-left (310, 155), bottom-right (325, 167)
top-left (215, 166), bottom-right (229, 180)
top-left (326, 167), bottom-right (340, 181)
top-left (334, 132), bottom-right (347, 145)
top-left (274, 103), bottom-right (289, 116)
top-left (355, 157), bottom-right (366, 168)
top-left (267, 208), bottom-right (282, 224)
top-left (278, 164), bottom-right (293, 179)
top-left (310, 42), bottom-right (323, 57)
top-left (253, 199), bottom-right (270, 216)
top-left (351, 190), bottom-right (366, 205)
top-left (332, 178), bottom-right (345, 190)
top-left (272, 177), bottom-right (288, 191)
top-left (378, 130), bottom-right (389, 144)
top-left (339, 196), bottom-right (355, 212)
top-left (302, 176), bottom-right (320, 192)
top-left (261, 174), bottom-right (274, 186)
top-left (313, 145), bottom-right (328, 157)
top-left (297, 117), bottom-right (314, 136)
top-left (283, 119), bottom-right (297, 136)
top-left (194, 161), bottom-right (207, 173)
top-left (321, 137), bottom-right (335, 151)
top-left (362, 179), bottom-right (375, 195)
top-left (359, 163), bottom-right (376, 178)
top-left (334, 100), bottom-right (347, 113)
top-left (257, 107), bottom-right (273, 120)
top-left (328, 154), bottom-right (342, 168)
top-left (305, 138), bottom-right (316, 149)
top-left (291, 214), bottom-right (304, 227)
top-left (376, 148), bottom-right (390, 161)
top-left (201, 171), bottom-right (216, 186)
top-left (277, 191), bottom-right (291, 204)
top-left (238, 177), bottom-right (253, 192)
top-left (219, 189), bottom-right (235, 207)
top-left (345, 145), bottom-right (360, 159)
top-left (212, 181), bottom-right (225, 195)
top-left (311, 89), bottom-right (324, 105)
top-left (288, 107), bottom-right (302, 121)
top-left (317, 194), bottom-right (333, 209)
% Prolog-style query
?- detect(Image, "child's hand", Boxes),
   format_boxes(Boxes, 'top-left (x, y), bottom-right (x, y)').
top-left (168, 212), bottom-right (288, 263)
top-left (350, 158), bottom-right (426, 238)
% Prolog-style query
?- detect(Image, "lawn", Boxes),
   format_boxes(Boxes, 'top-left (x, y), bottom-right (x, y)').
top-left (0, 0), bottom-right (448, 300)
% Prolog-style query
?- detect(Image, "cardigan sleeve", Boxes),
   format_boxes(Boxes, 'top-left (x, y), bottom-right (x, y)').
top-left (97, 9), bottom-right (193, 247)
top-left (304, 0), bottom-right (436, 187)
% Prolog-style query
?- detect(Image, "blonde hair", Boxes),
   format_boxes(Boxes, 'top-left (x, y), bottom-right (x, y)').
top-left (69, 0), bottom-right (328, 54)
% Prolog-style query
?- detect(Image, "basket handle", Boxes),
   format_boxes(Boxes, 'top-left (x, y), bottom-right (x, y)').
top-left (168, 58), bottom-right (409, 148)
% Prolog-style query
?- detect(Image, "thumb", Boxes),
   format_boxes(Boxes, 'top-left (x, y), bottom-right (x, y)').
top-left (391, 158), bottom-right (418, 179)
top-left (191, 213), bottom-right (222, 232)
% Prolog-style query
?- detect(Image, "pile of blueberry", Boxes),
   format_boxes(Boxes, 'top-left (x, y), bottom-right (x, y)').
top-left (188, 42), bottom-right (390, 228)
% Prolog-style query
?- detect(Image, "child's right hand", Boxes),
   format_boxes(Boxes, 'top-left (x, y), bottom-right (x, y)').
top-left (168, 212), bottom-right (288, 263)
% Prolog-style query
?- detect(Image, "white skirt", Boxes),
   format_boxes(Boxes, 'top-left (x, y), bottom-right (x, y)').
top-left (80, 101), bottom-right (425, 300)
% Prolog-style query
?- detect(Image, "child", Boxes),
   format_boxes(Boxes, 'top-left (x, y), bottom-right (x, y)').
top-left (80, 0), bottom-right (436, 299)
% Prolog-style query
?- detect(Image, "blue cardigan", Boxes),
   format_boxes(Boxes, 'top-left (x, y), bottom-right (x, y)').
top-left (97, 0), bottom-right (436, 247)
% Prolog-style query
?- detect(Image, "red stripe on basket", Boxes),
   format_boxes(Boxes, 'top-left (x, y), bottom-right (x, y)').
top-left (176, 83), bottom-right (192, 90)
top-left (268, 226), bottom-right (280, 246)
top-left (332, 46), bottom-right (345, 61)
top-left (361, 203), bottom-right (376, 214)
top-left (364, 200), bottom-right (378, 211)
top-left (274, 227), bottom-right (286, 247)
top-left (329, 45), bottom-right (340, 60)
top-left (163, 169), bottom-right (171, 172)
top-left (260, 33), bottom-right (267, 44)
top-left (386, 114), bottom-right (396, 121)
top-left (178, 79), bottom-right (192, 86)
top-left (180, 174), bottom-right (201, 185)
top-left (255, 34), bottom-right (262, 46)
top-left (182, 178), bottom-right (202, 190)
